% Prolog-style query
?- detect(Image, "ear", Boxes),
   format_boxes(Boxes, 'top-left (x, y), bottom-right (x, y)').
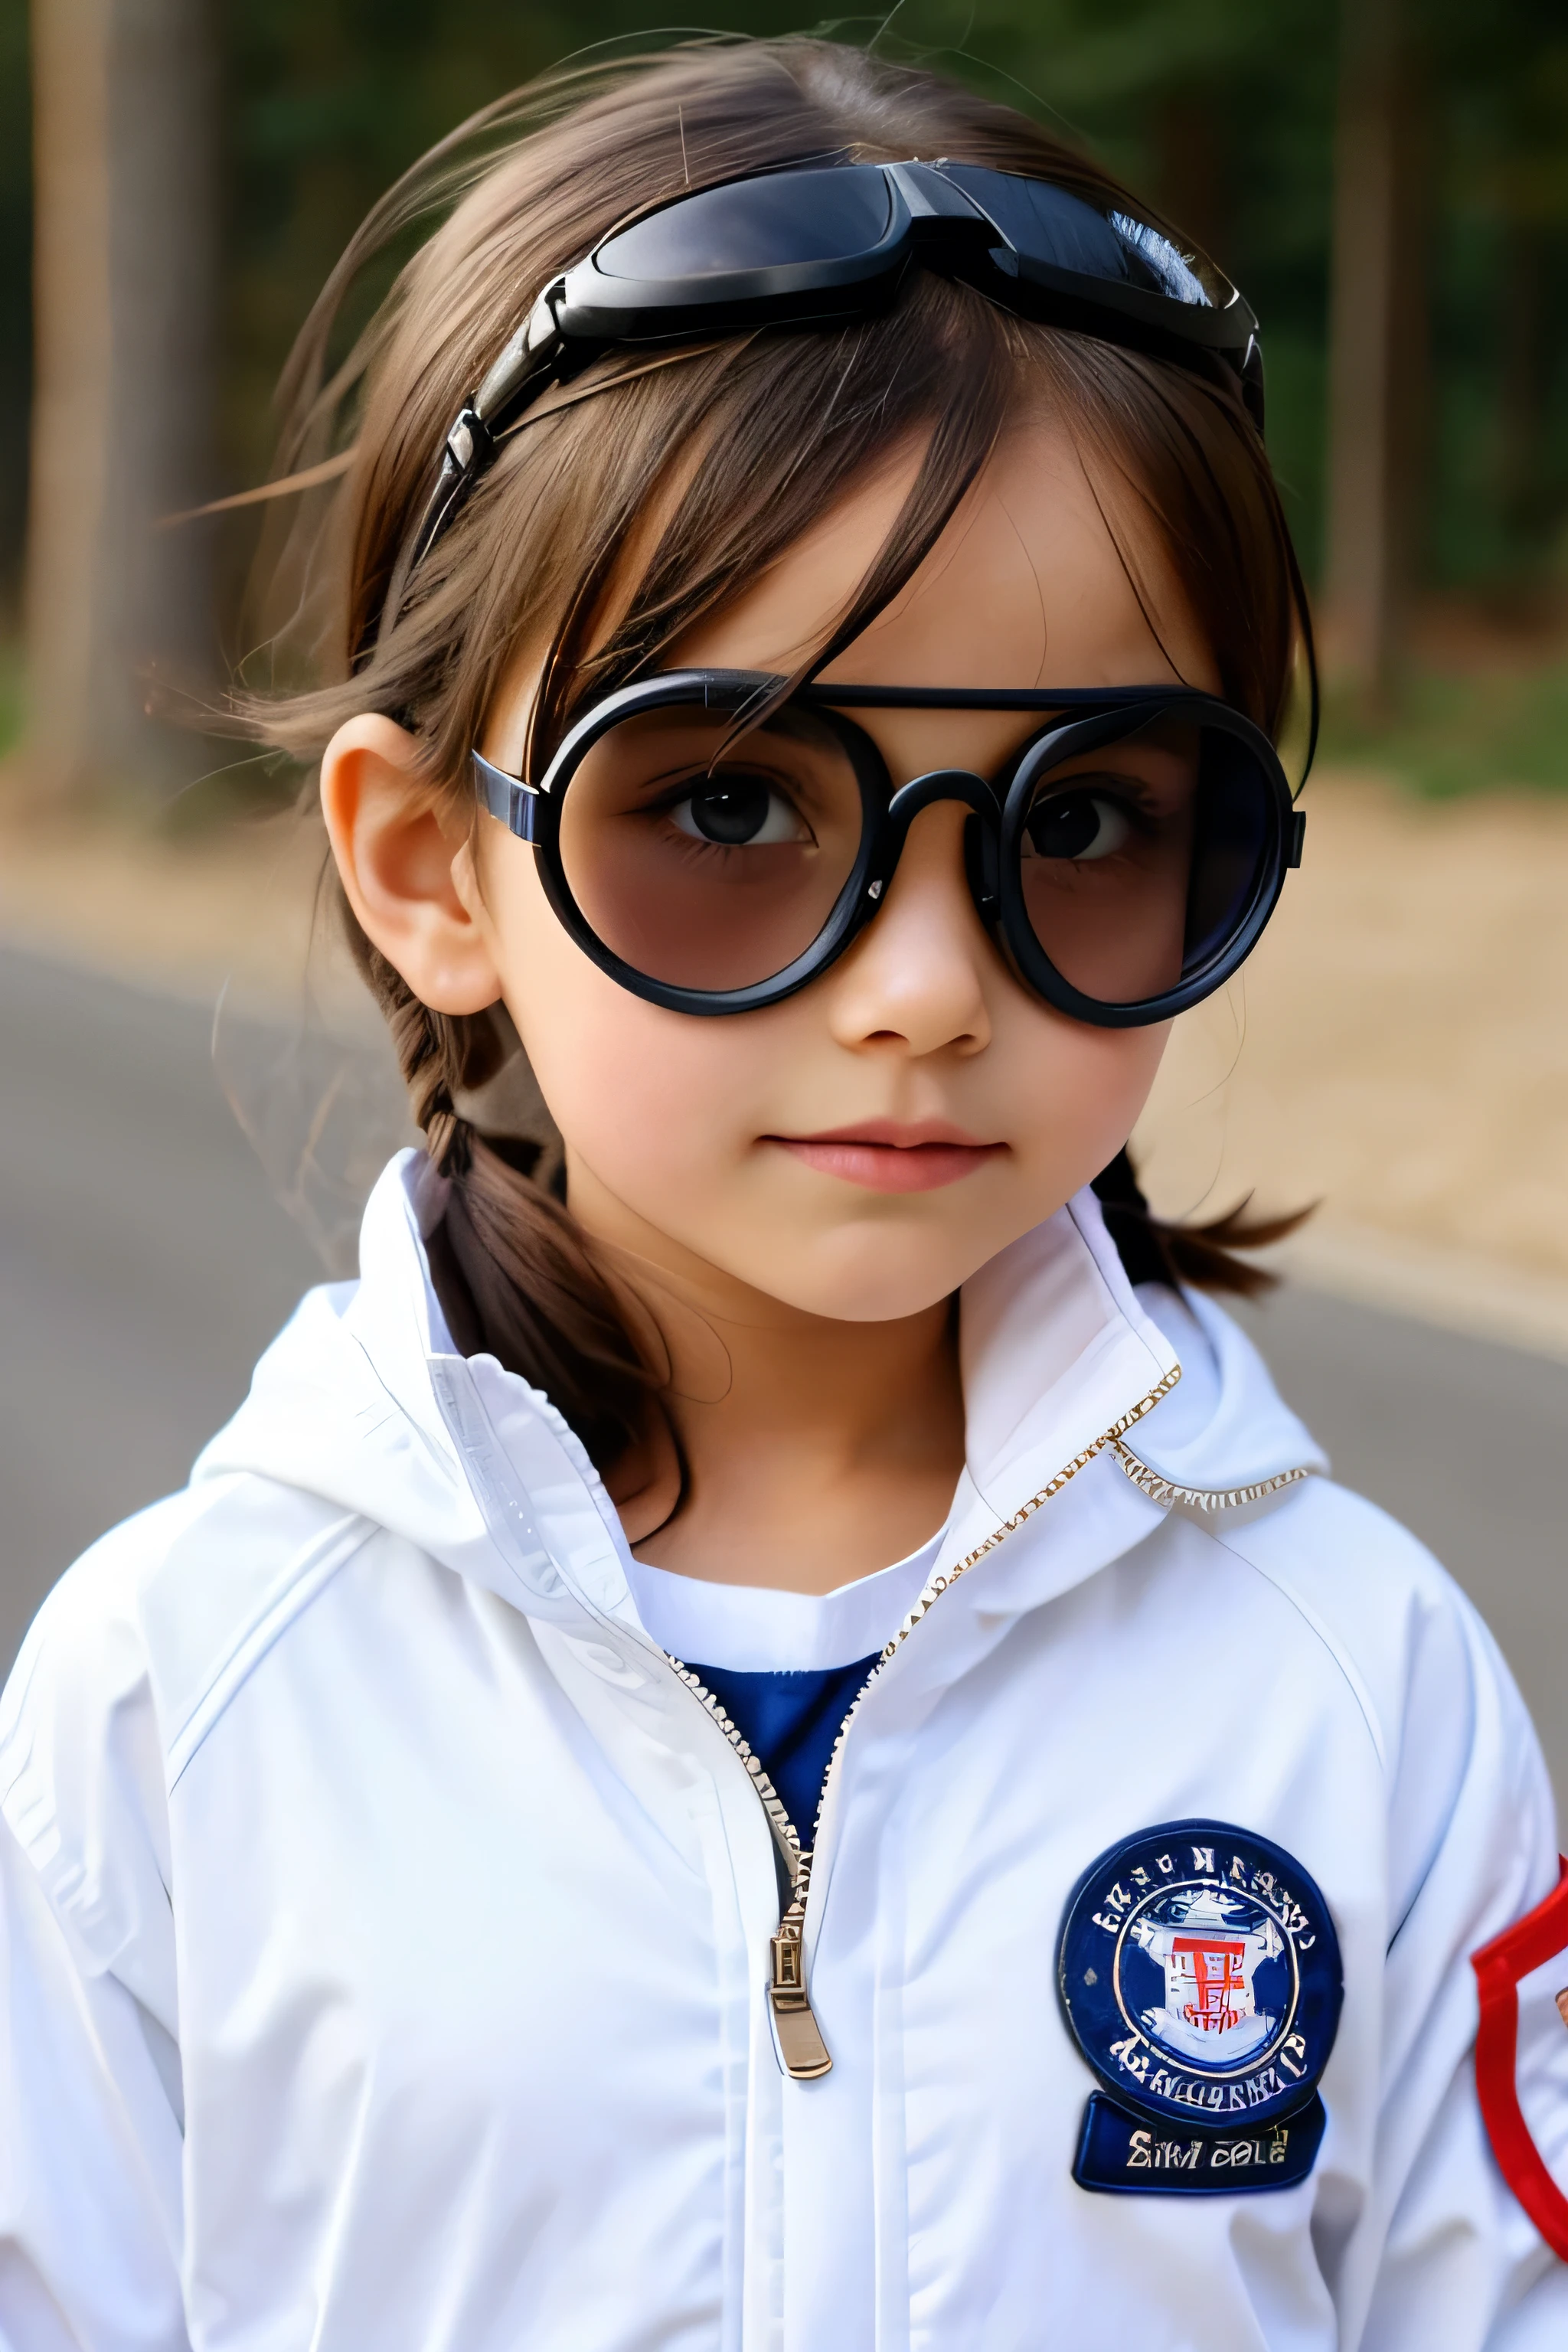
top-left (320, 714), bottom-right (501, 1016)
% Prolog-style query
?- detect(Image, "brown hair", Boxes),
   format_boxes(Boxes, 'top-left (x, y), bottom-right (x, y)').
top-left (241, 36), bottom-right (1310, 1472)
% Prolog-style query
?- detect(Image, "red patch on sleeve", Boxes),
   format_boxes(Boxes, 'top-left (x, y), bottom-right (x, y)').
top-left (1473, 1857), bottom-right (1568, 2261)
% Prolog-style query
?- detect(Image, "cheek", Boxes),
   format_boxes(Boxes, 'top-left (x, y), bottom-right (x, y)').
top-left (538, 998), bottom-right (760, 1196)
top-left (1004, 1005), bottom-right (1169, 1181)
top-left (488, 845), bottom-right (761, 1193)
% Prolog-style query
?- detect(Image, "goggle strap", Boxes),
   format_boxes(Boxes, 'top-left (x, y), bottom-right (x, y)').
top-left (400, 283), bottom-right (570, 582)
top-left (475, 278), bottom-right (568, 430)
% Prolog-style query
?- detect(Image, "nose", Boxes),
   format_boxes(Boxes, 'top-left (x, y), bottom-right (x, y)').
top-left (824, 798), bottom-right (996, 1060)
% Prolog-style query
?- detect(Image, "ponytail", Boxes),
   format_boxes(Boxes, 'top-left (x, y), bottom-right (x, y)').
top-left (1091, 1150), bottom-right (1308, 1302)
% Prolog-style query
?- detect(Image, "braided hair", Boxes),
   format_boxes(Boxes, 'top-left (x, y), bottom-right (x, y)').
top-left (348, 926), bottom-right (658, 1472)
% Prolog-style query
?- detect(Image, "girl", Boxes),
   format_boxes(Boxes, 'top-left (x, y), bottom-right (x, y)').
top-left (2, 38), bottom-right (1565, 2351)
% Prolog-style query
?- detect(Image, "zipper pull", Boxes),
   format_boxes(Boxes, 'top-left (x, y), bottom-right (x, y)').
top-left (769, 1885), bottom-right (833, 2079)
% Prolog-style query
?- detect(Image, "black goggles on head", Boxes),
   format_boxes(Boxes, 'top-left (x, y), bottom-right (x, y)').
top-left (472, 674), bottom-right (1303, 1029)
top-left (404, 156), bottom-right (1264, 580)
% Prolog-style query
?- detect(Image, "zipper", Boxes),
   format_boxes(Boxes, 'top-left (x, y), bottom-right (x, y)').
top-left (662, 1660), bottom-right (834, 2077)
top-left (664, 1361), bottom-right (1183, 2080)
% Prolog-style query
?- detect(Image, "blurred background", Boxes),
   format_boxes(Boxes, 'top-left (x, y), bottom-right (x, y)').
top-left (2, 0), bottom-right (1567, 1795)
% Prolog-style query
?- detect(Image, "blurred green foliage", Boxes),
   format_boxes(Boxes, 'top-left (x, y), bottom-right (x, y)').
top-left (221, 1), bottom-right (808, 485)
top-left (1321, 663), bottom-right (1568, 797)
top-left (4, 0), bottom-right (1568, 762)
top-left (971, 0), bottom-right (1568, 597)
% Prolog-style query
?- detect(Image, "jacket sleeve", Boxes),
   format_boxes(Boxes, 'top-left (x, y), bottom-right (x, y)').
top-left (0, 1550), bottom-right (190, 2351)
top-left (1224, 1490), bottom-right (1568, 2347)
top-left (1314, 1508), bottom-right (1567, 2347)
top-left (1369, 1589), bottom-right (1568, 2349)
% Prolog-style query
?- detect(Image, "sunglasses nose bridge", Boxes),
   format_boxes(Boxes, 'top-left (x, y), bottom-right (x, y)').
top-left (858, 766), bottom-right (1001, 917)
top-left (885, 767), bottom-right (997, 831)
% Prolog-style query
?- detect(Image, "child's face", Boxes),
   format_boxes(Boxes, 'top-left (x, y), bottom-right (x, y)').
top-left (471, 422), bottom-right (1214, 1322)
top-left (332, 420), bottom-right (1218, 1325)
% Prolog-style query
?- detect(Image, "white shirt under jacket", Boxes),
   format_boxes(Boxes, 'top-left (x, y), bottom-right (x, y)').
top-left (2, 1151), bottom-right (1565, 2351)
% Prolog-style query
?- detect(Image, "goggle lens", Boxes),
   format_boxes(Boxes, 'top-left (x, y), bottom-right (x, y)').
top-left (595, 166), bottom-right (894, 280)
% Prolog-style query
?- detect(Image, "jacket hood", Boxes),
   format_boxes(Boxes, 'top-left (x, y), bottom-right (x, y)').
top-left (194, 1152), bottom-right (1325, 1645)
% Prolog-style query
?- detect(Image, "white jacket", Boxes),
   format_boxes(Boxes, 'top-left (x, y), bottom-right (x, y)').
top-left (2, 1152), bottom-right (1565, 2351)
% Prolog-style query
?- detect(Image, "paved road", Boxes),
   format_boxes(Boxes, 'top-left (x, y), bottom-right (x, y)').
top-left (2, 945), bottom-right (1564, 1807)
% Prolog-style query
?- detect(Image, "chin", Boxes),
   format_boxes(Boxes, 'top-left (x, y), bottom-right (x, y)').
top-left (753, 1226), bottom-right (992, 1324)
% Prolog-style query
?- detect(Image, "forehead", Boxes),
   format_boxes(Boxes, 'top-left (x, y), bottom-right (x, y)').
top-left (481, 415), bottom-right (1223, 782)
top-left (670, 416), bottom-right (1220, 700)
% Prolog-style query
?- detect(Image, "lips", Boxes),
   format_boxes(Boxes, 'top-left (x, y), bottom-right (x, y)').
top-left (765, 1119), bottom-right (1005, 1194)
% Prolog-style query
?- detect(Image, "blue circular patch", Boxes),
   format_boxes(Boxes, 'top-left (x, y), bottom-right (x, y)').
top-left (1058, 1818), bottom-right (1343, 2134)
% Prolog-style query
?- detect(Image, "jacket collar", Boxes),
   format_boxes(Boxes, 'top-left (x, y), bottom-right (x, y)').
top-left (197, 1152), bottom-right (1318, 1651)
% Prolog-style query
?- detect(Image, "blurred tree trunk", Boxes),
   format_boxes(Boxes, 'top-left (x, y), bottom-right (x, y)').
top-left (1320, 0), bottom-right (1426, 710)
top-left (25, 0), bottom-right (217, 798)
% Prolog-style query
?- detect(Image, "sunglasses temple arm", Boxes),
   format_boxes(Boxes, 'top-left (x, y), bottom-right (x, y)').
top-left (472, 750), bottom-right (541, 843)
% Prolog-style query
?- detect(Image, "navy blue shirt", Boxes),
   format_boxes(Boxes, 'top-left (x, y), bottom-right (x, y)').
top-left (687, 1657), bottom-right (880, 1837)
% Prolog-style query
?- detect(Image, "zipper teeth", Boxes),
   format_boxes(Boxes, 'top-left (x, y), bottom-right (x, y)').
top-left (1109, 1438), bottom-right (1312, 1516)
top-left (665, 1362), bottom-right (1183, 1903)
top-left (665, 1659), bottom-right (805, 1884)
top-left (805, 1362), bottom-right (1181, 1847)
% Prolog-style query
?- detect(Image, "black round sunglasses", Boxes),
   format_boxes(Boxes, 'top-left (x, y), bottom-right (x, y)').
top-left (472, 674), bottom-right (1304, 1030)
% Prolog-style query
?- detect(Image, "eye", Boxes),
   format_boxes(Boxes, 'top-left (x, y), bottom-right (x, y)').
top-left (1023, 789), bottom-right (1132, 863)
top-left (668, 772), bottom-right (811, 846)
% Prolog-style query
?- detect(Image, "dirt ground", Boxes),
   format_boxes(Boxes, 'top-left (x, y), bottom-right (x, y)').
top-left (2, 766), bottom-right (1566, 1344)
top-left (1134, 771), bottom-right (1568, 1259)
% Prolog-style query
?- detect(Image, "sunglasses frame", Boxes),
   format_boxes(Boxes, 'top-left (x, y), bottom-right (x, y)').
top-left (472, 671), bottom-right (1303, 1030)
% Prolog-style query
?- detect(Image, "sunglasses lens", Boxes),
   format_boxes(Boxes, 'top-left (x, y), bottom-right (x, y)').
top-left (1014, 718), bottom-right (1272, 1007)
top-left (557, 703), bottom-right (867, 992)
top-left (595, 166), bottom-right (892, 281)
